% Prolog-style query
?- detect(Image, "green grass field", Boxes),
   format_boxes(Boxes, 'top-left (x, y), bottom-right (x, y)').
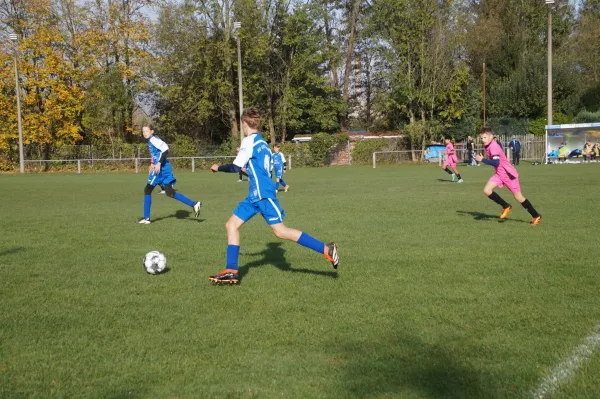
top-left (2, 163), bottom-right (600, 398)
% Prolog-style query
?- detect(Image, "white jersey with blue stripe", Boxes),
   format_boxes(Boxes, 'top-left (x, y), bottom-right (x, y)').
top-left (148, 135), bottom-right (169, 165)
top-left (233, 133), bottom-right (276, 202)
top-left (272, 152), bottom-right (285, 168)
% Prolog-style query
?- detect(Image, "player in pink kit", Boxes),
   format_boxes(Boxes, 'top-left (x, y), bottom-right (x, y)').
top-left (441, 137), bottom-right (463, 183)
top-left (475, 128), bottom-right (542, 225)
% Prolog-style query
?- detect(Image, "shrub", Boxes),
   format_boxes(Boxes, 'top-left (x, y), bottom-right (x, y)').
top-left (308, 132), bottom-right (339, 166)
top-left (351, 138), bottom-right (388, 164)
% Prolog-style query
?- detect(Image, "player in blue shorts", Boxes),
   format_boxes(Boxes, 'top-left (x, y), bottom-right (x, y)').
top-left (137, 124), bottom-right (202, 224)
top-left (208, 108), bottom-right (339, 284)
top-left (272, 144), bottom-right (289, 192)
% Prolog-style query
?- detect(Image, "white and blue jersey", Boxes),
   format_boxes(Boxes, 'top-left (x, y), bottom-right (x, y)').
top-left (272, 152), bottom-right (286, 178)
top-left (232, 133), bottom-right (284, 225)
top-left (147, 135), bottom-right (176, 187)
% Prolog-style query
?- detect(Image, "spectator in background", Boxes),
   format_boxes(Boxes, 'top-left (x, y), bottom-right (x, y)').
top-left (558, 142), bottom-right (569, 163)
top-left (467, 135), bottom-right (477, 166)
top-left (582, 140), bottom-right (594, 163)
top-left (593, 142), bottom-right (600, 161)
top-left (508, 136), bottom-right (522, 166)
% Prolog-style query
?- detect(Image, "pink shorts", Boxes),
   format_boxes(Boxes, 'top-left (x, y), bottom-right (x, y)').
top-left (443, 156), bottom-right (457, 168)
top-left (489, 174), bottom-right (521, 193)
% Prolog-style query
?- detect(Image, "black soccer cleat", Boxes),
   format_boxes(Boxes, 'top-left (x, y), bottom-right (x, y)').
top-left (324, 242), bottom-right (339, 269)
top-left (208, 270), bottom-right (239, 285)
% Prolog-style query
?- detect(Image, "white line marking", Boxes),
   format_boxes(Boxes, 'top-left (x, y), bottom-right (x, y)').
top-left (532, 324), bottom-right (600, 399)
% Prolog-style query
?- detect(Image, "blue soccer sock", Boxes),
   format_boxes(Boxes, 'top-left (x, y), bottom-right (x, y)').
top-left (226, 245), bottom-right (240, 271)
top-left (275, 182), bottom-right (280, 190)
top-left (280, 179), bottom-right (287, 187)
top-left (144, 194), bottom-right (152, 219)
top-left (173, 192), bottom-right (196, 207)
top-left (297, 232), bottom-right (325, 254)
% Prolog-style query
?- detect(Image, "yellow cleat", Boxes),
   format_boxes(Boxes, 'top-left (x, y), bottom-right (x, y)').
top-left (500, 206), bottom-right (512, 220)
top-left (284, 185), bottom-right (290, 192)
top-left (531, 216), bottom-right (542, 226)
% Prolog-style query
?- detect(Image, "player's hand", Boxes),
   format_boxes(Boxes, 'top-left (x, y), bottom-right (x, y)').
top-left (241, 167), bottom-right (247, 173)
top-left (148, 165), bottom-right (153, 175)
top-left (154, 163), bottom-right (161, 174)
top-left (283, 170), bottom-right (287, 174)
top-left (475, 154), bottom-right (484, 162)
top-left (210, 164), bottom-right (219, 173)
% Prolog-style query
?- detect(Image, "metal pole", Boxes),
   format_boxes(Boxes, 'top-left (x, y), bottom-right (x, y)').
top-left (547, 10), bottom-right (553, 127)
top-left (192, 158), bottom-right (195, 172)
top-left (236, 36), bottom-right (244, 147)
top-left (11, 36), bottom-right (24, 174)
top-left (77, 159), bottom-right (81, 174)
top-left (482, 61), bottom-right (486, 127)
top-left (372, 152), bottom-right (376, 168)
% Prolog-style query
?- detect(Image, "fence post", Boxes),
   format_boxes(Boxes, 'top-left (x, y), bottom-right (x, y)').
top-left (288, 155), bottom-right (292, 170)
top-left (135, 158), bottom-right (139, 174)
top-left (77, 160), bottom-right (81, 174)
top-left (347, 140), bottom-right (351, 165)
top-left (372, 152), bottom-right (376, 168)
top-left (192, 158), bottom-right (195, 172)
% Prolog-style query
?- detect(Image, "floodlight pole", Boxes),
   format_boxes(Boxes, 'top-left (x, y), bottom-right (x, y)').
top-left (547, 1), bottom-right (553, 127)
top-left (10, 33), bottom-right (24, 174)
top-left (233, 22), bottom-right (244, 147)
top-left (545, 0), bottom-right (554, 164)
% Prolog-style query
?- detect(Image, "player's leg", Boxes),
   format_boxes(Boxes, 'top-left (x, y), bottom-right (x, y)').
top-left (262, 198), bottom-right (339, 269)
top-left (483, 177), bottom-right (512, 219)
top-left (209, 201), bottom-right (257, 284)
top-left (163, 184), bottom-right (202, 218)
top-left (452, 165), bottom-right (463, 183)
top-left (509, 186), bottom-right (542, 225)
top-left (275, 177), bottom-right (281, 191)
top-left (138, 183), bottom-right (156, 224)
top-left (441, 161), bottom-right (454, 179)
top-left (279, 175), bottom-right (288, 192)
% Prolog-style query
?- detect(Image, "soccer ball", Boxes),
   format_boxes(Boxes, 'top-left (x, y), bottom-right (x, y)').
top-left (143, 251), bottom-right (167, 274)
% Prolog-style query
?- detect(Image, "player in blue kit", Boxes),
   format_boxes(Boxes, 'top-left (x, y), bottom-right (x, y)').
top-left (137, 124), bottom-right (202, 224)
top-left (272, 144), bottom-right (289, 192)
top-left (208, 108), bottom-right (339, 284)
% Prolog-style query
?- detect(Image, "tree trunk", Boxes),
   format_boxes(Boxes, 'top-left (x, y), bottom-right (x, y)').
top-left (323, 0), bottom-right (338, 88)
top-left (342, 0), bottom-right (360, 101)
top-left (267, 90), bottom-right (276, 144)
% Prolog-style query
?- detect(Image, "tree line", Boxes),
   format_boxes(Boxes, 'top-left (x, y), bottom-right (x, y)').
top-left (0, 0), bottom-right (598, 164)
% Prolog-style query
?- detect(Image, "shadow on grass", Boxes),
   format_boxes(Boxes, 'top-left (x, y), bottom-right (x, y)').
top-left (436, 178), bottom-right (455, 184)
top-left (239, 242), bottom-right (338, 280)
top-left (456, 210), bottom-right (528, 224)
top-left (153, 209), bottom-right (204, 223)
top-left (333, 335), bottom-right (502, 398)
top-left (0, 247), bottom-right (24, 257)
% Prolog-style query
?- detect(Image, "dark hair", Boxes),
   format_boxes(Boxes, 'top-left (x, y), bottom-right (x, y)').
top-left (479, 127), bottom-right (494, 135)
top-left (241, 107), bottom-right (262, 130)
top-left (273, 143), bottom-right (280, 148)
top-left (142, 122), bottom-right (154, 130)
top-left (444, 135), bottom-right (452, 141)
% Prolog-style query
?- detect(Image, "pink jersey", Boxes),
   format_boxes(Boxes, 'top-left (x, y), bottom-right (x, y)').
top-left (445, 142), bottom-right (457, 161)
top-left (485, 140), bottom-right (518, 180)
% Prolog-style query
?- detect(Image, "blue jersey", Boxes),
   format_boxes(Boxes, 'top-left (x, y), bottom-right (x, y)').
top-left (234, 133), bottom-right (276, 202)
top-left (272, 152), bottom-right (286, 169)
top-left (148, 135), bottom-right (170, 165)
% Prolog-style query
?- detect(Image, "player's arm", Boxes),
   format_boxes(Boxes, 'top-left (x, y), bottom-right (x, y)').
top-left (478, 153), bottom-right (500, 166)
top-left (150, 137), bottom-right (169, 173)
top-left (211, 139), bottom-right (251, 173)
top-left (281, 152), bottom-right (287, 172)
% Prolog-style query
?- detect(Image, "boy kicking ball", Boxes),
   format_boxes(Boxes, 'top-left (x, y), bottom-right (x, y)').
top-left (475, 127), bottom-right (542, 225)
top-left (207, 107), bottom-right (339, 285)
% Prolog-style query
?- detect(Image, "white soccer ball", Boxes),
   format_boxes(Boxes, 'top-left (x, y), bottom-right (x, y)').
top-left (143, 251), bottom-right (167, 274)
